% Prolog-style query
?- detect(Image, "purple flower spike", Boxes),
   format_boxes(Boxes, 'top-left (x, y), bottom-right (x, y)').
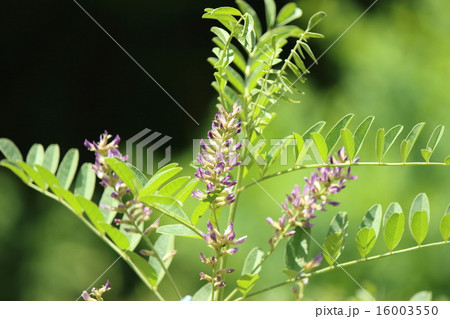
top-left (192, 102), bottom-right (242, 207)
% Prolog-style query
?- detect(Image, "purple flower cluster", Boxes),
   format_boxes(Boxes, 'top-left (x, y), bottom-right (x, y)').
top-left (192, 103), bottom-right (242, 207)
top-left (84, 131), bottom-right (153, 234)
top-left (81, 280), bottom-right (111, 301)
top-left (199, 221), bottom-right (246, 290)
top-left (267, 147), bottom-right (358, 241)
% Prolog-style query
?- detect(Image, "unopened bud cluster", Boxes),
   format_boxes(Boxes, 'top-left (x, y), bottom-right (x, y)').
top-left (192, 103), bottom-right (242, 207)
top-left (81, 280), bottom-right (111, 301)
top-left (267, 147), bottom-right (358, 245)
top-left (199, 221), bottom-right (246, 290)
top-left (85, 131), bottom-right (154, 234)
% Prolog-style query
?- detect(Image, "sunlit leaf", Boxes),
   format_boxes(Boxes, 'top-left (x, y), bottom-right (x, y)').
top-left (354, 116), bottom-right (374, 157)
top-left (101, 223), bottom-right (130, 250)
top-left (325, 113), bottom-right (354, 155)
top-left (56, 149), bottom-right (79, 190)
top-left (340, 128), bottom-right (355, 160)
top-left (242, 247), bottom-right (264, 275)
top-left (192, 283), bottom-right (212, 301)
top-left (264, 0), bottom-right (276, 29)
top-left (74, 163), bottom-right (96, 200)
top-left (43, 144), bottom-right (60, 174)
top-left (307, 11), bottom-right (326, 30)
top-left (127, 251), bottom-right (157, 288)
top-left (322, 232), bottom-right (343, 265)
top-left (0, 138), bottom-right (23, 162)
top-left (285, 226), bottom-right (310, 271)
top-left (26, 144), bottom-right (44, 166)
top-left (149, 234), bottom-right (175, 284)
top-left (276, 3), bottom-right (302, 26)
top-left (237, 274), bottom-right (259, 295)
top-left (156, 224), bottom-right (202, 239)
top-left (439, 205), bottom-right (450, 242)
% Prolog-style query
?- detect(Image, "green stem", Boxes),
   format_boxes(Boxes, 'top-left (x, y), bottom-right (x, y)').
top-left (235, 241), bottom-right (450, 300)
top-left (239, 161), bottom-right (448, 192)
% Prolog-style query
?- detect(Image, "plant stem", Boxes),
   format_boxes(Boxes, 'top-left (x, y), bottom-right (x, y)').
top-left (239, 161), bottom-right (448, 192)
top-left (235, 241), bottom-right (450, 300)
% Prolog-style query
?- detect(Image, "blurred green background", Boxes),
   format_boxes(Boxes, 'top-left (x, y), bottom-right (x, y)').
top-left (0, 0), bottom-right (449, 300)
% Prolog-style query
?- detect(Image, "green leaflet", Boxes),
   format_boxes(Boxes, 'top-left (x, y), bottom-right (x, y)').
top-left (43, 144), bottom-right (60, 174)
top-left (322, 232), bottom-right (344, 266)
top-left (410, 291), bottom-right (432, 301)
top-left (324, 113), bottom-right (354, 155)
top-left (276, 3), bottom-right (302, 27)
top-left (383, 202), bottom-right (404, 251)
top-left (158, 176), bottom-right (191, 196)
top-left (376, 125), bottom-right (403, 162)
top-left (285, 226), bottom-right (310, 271)
top-left (401, 122), bottom-right (425, 163)
top-left (353, 116), bottom-right (374, 157)
top-left (323, 211), bottom-right (348, 265)
top-left (311, 132), bottom-right (327, 162)
top-left (355, 227), bottom-right (376, 259)
top-left (76, 196), bottom-right (105, 232)
top-left (0, 138), bottom-right (23, 162)
top-left (421, 125), bottom-right (444, 163)
top-left (17, 161), bottom-right (46, 190)
top-left (74, 163), bottom-right (96, 201)
top-left (264, 0), bottom-right (276, 29)
top-left (360, 204), bottom-right (382, 237)
top-left (307, 11), bottom-right (326, 30)
top-left (242, 247), bottom-right (264, 275)
top-left (236, 0), bottom-right (262, 38)
top-left (237, 274), bottom-right (259, 295)
top-left (55, 186), bottom-right (83, 215)
top-left (409, 193), bottom-right (430, 245)
top-left (192, 283), bottom-right (212, 301)
top-left (149, 234), bottom-right (175, 285)
top-left (139, 166), bottom-right (183, 196)
top-left (126, 251), bottom-right (158, 288)
top-left (0, 160), bottom-right (29, 184)
top-left (156, 224), bottom-right (202, 239)
top-left (35, 164), bottom-right (62, 196)
top-left (340, 128), bottom-right (355, 160)
top-left (440, 205), bottom-right (450, 242)
top-left (56, 149), bottom-right (79, 190)
top-left (99, 187), bottom-right (117, 224)
top-left (191, 200), bottom-right (211, 226)
top-left (101, 223), bottom-right (130, 250)
top-left (140, 195), bottom-right (189, 223)
top-left (26, 143), bottom-right (44, 166)
top-left (105, 157), bottom-right (142, 195)
top-left (175, 178), bottom-right (199, 203)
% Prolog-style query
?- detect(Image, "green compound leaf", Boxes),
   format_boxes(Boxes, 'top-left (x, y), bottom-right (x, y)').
top-left (74, 163), bottom-right (96, 201)
top-left (56, 149), bottom-right (79, 190)
top-left (285, 226), bottom-right (310, 271)
top-left (237, 274), bottom-right (259, 296)
top-left (101, 223), bottom-right (130, 250)
top-left (43, 144), bottom-right (60, 174)
top-left (242, 247), bottom-right (264, 275)
top-left (439, 205), bottom-right (450, 242)
top-left (126, 251), bottom-right (158, 288)
top-left (383, 202), bottom-right (404, 251)
top-left (311, 132), bottom-right (328, 162)
top-left (26, 143), bottom-right (44, 166)
top-left (355, 227), bottom-right (377, 258)
top-left (193, 283), bottom-right (212, 301)
top-left (325, 113), bottom-right (354, 156)
top-left (156, 224), bottom-right (202, 239)
top-left (307, 11), bottom-right (326, 30)
top-left (340, 128), bottom-right (355, 160)
top-left (149, 234), bottom-right (175, 285)
top-left (105, 157), bottom-right (142, 195)
top-left (354, 116), bottom-right (374, 157)
top-left (322, 232), bottom-right (344, 265)
top-left (0, 138), bottom-right (23, 162)
top-left (276, 3), bottom-right (302, 27)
